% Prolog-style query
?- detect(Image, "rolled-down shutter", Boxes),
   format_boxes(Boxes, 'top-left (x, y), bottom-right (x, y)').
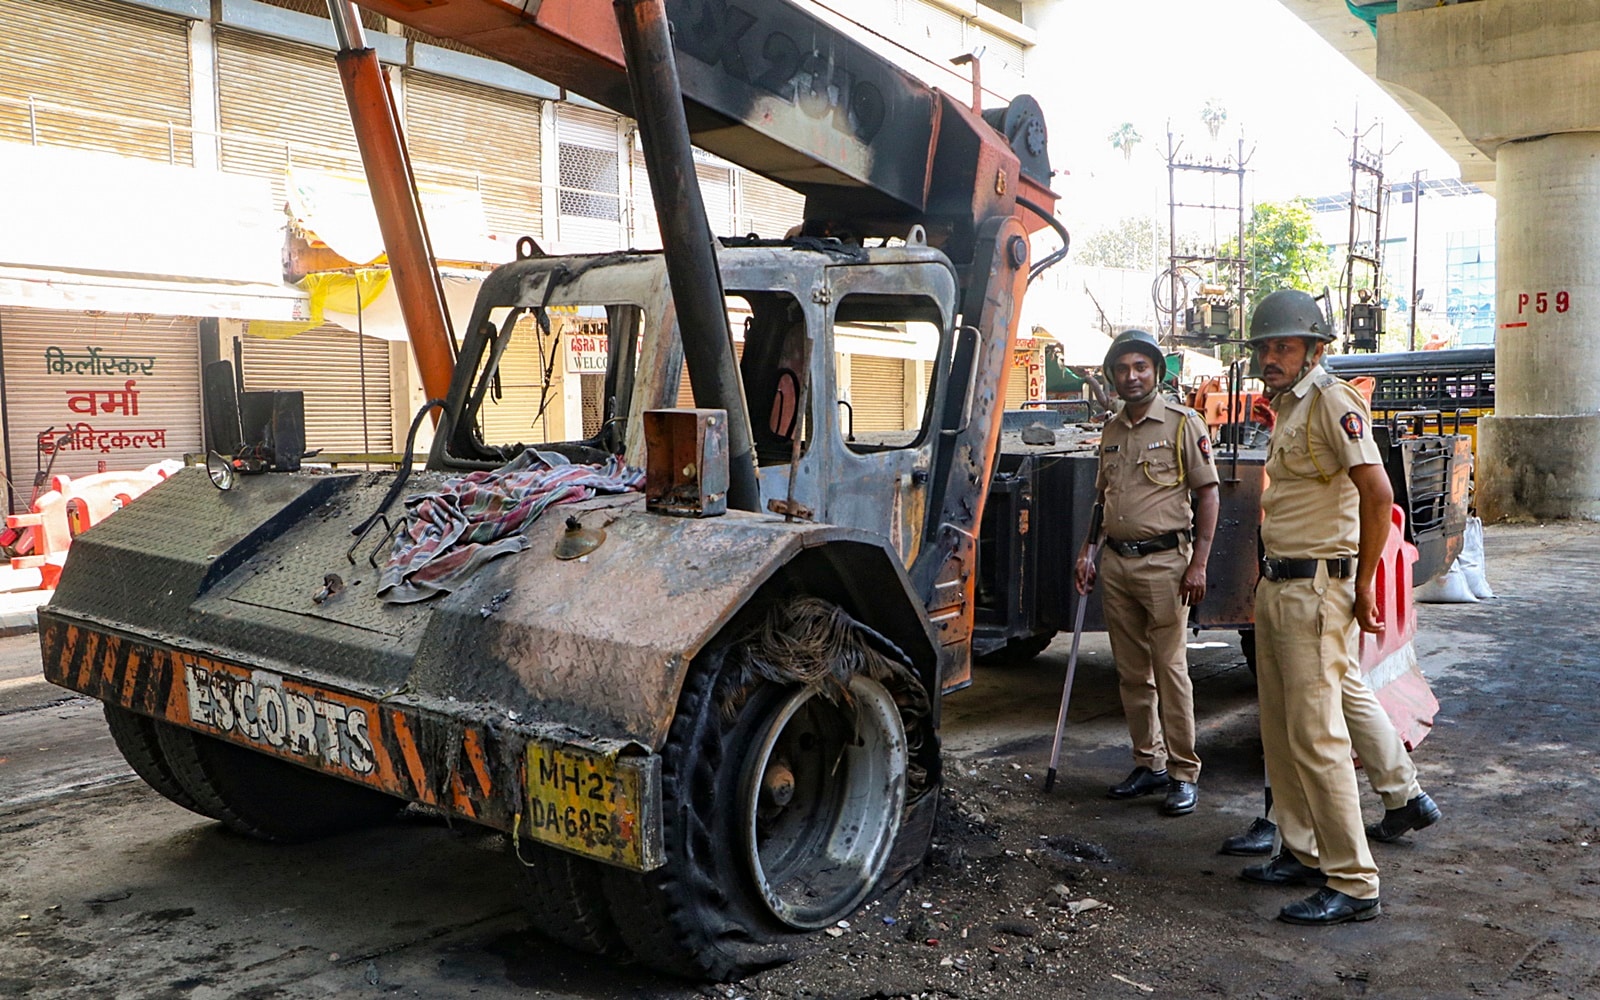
top-left (476, 313), bottom-right (561, 445)
top-left (240, 326), bottom-right (394, 453)
top-left (403, 71), bottom-right (543, 242)
top-left (0, 0), bottom-right (193, 163)
top-left (697, 162), bottom-right (734, 236)
top-left (739, 172), bottom-right (804, 240)
top-left (1005, 354), bottom-right (1031, 410)
top-left (1, 308), bottom-right (201, 496)
top-left (216, 29), bottom-right (360, 208)
top-left (676, 341), bottom-right (745, 407)
top-left (849, 355), bottom-right (908, 434)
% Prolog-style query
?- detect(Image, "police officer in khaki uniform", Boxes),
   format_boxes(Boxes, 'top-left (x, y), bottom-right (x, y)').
top-left (1077, 330), bottom-right (1219, 817)
top-left (1238, 290), bottom-right (1393, 925)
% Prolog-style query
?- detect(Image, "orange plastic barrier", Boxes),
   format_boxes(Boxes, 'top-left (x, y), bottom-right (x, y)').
top-left (7, 460), bottom-right (181, 587)
top-left (1357, 504), bottom-right (1438, 751)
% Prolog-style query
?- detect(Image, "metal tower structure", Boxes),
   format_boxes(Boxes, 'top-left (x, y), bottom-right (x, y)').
top-left (1160, 130), bottom-right (1249, 350)
top-left (1340, 123), bottom-right (1390, 352)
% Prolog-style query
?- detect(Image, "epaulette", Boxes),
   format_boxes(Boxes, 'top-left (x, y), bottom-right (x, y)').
top-left (1313, 371), bottom-right (1338, 391)
top-left (1162, 398), bottom-right (1200, 420)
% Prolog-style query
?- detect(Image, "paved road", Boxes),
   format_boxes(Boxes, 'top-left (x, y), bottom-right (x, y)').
top-left (5, 523), bottom-right (1599, 997)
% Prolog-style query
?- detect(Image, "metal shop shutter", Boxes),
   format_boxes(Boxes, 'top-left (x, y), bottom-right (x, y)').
top-left (403, 71), bottom-right (543, 242)
top-left (697, 162), bottom-right (734, 236)
top-left (675, 340), bottom-right (745, 408)
top-left (630, 159), bottom-right (738, 248)
top-left (477, 313), bottom-right (561, 445)
top-left (241, 325), bottom-right (394, 453)
top-left (739, 172), bottom-right (804, 240)
top-left (556, 104), bottom-right (623, 252)
top-left (216, 29), bottom-right (360, 207)
top-left (0, 0), bottom-right (192, 163)
top-left (1005, 354), bottom-right (1031, 410)
top-left (900, 0), bottom-right (967, 59)
top-left (849, 355), bottom-right (909, 434)
top-left (0, 308), bottom-right (201, 498)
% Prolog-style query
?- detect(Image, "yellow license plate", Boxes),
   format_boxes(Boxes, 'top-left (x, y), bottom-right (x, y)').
top-left (524, 742), bottom-right (661, 870)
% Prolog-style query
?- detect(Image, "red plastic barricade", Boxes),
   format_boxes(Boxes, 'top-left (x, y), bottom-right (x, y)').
top-left (1359, 504), bottom-right (1439, 751)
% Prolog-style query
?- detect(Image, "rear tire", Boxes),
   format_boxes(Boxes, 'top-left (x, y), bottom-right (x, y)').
top-left (103, 705), bottom-right (213, 817)
top-left (154, 724), bottom-right (402, 842)
top-left (1240, 628), bottom-right (1257, 675)
top-left (601, 600), bottom-right (939, 979)
top-left (518, 843), bottom-right (628, 957)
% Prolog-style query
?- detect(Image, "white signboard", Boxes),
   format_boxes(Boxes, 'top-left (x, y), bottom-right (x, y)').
top-left (564, 320), bottom-right (610, 374)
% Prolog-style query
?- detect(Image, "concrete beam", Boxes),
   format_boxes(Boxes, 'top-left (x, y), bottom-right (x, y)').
top-left (1379, 0), bottom-right (1600, 156)
top-left (1274, 0), bottom-right (1493, 188)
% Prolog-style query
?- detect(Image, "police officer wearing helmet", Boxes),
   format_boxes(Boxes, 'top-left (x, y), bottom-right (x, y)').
top-left (1238, 289), bottom-right (1395, 924)
top-left (1077, 329), bottom-right (1219, 817)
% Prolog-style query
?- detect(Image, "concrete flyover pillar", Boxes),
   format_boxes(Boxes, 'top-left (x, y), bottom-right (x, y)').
top-left (1479, 134), bottom-right (1600, 520)
top-left (1378, 0), bottom-right (1600, 520)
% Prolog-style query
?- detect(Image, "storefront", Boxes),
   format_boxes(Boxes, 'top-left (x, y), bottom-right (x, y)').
top-left (0, 309), bottom-right (202, 499)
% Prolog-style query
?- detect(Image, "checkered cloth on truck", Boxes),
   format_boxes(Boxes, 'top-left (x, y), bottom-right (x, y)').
top-left (378, 449), bottom-right (644, 604)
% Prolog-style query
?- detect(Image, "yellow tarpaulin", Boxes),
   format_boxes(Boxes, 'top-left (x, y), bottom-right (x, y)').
top-left (248, 269), bottom-right (391, 340)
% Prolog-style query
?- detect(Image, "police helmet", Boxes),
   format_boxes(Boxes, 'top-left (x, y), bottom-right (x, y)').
top-left (1102, 328), bottom-right (1166, 375)
top-left (1247, 289), bottom-right (1334, 344)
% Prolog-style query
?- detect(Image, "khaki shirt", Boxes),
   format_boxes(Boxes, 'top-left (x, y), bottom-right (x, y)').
top-left (1096, 398), bottom-right (1219, 541)
top-left (1261, 364), bottom-right (1385, 559)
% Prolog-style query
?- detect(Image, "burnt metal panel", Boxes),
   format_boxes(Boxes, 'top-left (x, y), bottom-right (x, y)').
top-left (1191, 454), bottom-right (1266, 631)
top-left (45, 460), bottom-right (936, 755)
top-left (409, 501), bottom-right (936, 749)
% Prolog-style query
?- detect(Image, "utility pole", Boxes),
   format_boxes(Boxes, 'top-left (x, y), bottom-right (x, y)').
top-left (1409, 169), bottom-right (1424, 351)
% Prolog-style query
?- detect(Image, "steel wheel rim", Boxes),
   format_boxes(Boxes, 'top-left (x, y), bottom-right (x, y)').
top-left (738, 674), bottom-right (908, 929)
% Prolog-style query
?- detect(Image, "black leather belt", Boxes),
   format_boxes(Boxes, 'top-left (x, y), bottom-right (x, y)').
top-left (1105, 530), bottom-right (1188, 558)
top-left (1259, 557), bottom-right (1353, 581)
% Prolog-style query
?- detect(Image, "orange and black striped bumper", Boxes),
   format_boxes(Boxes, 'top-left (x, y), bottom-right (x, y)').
top-left (40, 613), bottom-right (662, 870)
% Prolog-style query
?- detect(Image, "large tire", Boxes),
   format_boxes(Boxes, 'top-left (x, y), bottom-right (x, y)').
top-left (601, 599), bottom-right (939, 980)
top-left (974, 631), bottom-right (1055, 666)
top-left (517, 843), bottom-right (627, 957)
top-left (153, 723), bottom-right (402, 842)
top-left (1240, 628), bottom-right (1257, 675)
top-left (103, 705), bottom-right (214, 817)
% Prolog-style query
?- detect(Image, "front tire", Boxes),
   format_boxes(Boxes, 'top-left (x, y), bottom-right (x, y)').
top-left (103, 705), bottom-right (212, 816)
top-left (601, 599), bottom-right (939, 979)
top-left (153, 724), bottom-right (402, 842)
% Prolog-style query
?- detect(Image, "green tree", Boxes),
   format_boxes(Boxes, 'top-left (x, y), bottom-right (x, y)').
top-left (1220, 199), bottom-right (1335, 298)
top-left (1108, 122), bottom-right (1142, 161)
top-left (1077, 215), bottom-right (1159, 269)
top-left (1201, 98), bottom-right (1228, 140)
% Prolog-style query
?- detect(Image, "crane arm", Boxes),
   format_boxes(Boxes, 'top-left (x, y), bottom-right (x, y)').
top-left (354, 0), bottom-right (1054, 243)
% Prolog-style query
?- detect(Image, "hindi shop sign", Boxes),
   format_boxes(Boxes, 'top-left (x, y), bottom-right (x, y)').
top-left (37, 345), bottom-right (170, 463)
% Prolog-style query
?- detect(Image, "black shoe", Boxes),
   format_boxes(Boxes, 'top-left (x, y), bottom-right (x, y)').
top-left (1161, 779), bottom-right (1197, 816)
top-left (1367, 792), bottom-right (1442, 843)
top-left (1220, 816), bottom-right (1278, 856)
top-left (1278, 887), bottom-right (1381, 925)
top-left (1240, 852), bottom-right (1327, 887)
top-left (1107, 766), bottom-right (1168, 800)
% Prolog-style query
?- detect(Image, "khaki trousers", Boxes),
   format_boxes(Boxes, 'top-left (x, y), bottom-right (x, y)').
top-left (1346, 668), bottom-right (1423, 810)
top-left (1102, 545), bottom-right (1200, 783)
top-left (1255, 568), bottom-right (1380, 899)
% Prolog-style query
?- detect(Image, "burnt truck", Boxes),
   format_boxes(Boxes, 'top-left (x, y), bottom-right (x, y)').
top-left (40, 0), bottom-right (1065, 980)
top-left (35, 0), bottom-right (1460, 981)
